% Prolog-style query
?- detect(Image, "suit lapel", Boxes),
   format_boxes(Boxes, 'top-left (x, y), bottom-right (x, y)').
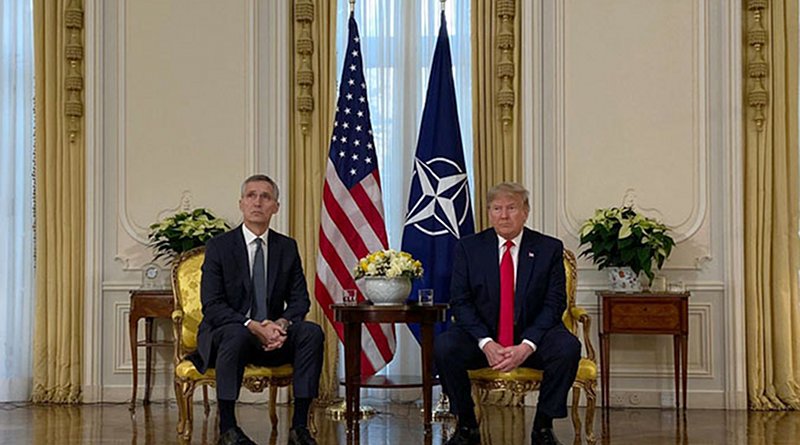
top-left (486, 230), bottom-right (501, 309)
top-left (266, 230), bottom-right (279, 303)
top-left (235, 226), bottom-right (253, 299)
top-left (515, 228), bottom-right (537, 321)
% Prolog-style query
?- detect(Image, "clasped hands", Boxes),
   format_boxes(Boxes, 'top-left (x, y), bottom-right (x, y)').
top-left (483, 341), bottom-right (534, 372)
top-left (247, 319), bottom-right (288, 351)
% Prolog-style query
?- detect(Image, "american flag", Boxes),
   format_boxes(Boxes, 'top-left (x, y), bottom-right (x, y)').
top-left (314, 13), bottom-right (395, 376)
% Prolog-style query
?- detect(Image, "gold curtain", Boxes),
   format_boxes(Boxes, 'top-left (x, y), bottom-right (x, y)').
top-left (471, 0), bottom-right (521, 230)
top-left (744, 0), bottom-right (800, 410)
top-left (289, 0), bottom-right (339, 403)
top-left (31, 0), bottom-right (85, 403)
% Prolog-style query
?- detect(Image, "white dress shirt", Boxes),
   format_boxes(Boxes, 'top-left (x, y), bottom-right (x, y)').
top-left (478, 231), bottom-right (537, 353)
top-left (242, 225), bottom-right (269, 323)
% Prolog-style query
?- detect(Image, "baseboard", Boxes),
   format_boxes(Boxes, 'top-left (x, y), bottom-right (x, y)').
top-left (99, 385), bottom-right (291, 405)
top-left (522, 388), bottom-right (730, 409)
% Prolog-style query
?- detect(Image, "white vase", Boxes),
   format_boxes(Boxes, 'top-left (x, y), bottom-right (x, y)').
top-left (607, 267), bottom-right (641, 292)
top-left (363, 277), bottom-right (412, 305)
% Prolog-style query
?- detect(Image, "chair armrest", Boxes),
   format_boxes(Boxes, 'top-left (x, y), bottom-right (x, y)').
top-left (171, 309), bottom-right (184, 365)
top-left (571, 306), bottom-right (596, 362)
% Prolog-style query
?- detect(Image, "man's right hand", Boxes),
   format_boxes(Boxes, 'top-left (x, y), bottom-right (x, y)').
top-left (247, 320), bottom-right (272, 345)
top-left (247, 320), bottom-right (287, 351)
top-left (481, 340), bottom-right (507, 367)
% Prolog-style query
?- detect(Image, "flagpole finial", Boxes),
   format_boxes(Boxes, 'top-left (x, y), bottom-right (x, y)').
top-left (349, 0), bottom-right (355, 13)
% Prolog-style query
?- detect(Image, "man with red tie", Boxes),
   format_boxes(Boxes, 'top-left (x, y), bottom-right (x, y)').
top-left (435, 182), bottom-right (581, 445)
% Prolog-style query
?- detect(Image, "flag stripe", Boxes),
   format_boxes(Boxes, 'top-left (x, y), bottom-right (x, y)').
top-left (317, 224), bottom-right (395, 362)
top-left (351, 173), bottom-right (389, 246)
top-left (325, 163), bottom-right (386, 249)
top-left (316, 235), bottom-right (393, 372)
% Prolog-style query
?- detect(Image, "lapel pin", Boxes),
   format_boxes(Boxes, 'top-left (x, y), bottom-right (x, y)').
top-left (528, 251), bottom-right (535, 258)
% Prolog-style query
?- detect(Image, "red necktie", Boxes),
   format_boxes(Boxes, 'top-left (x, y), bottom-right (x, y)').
top-left (498, 240), bottom-right (515, 346)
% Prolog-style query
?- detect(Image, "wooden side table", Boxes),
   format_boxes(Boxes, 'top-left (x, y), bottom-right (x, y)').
top-left (332, 303), bottom-right (447, 439)
top-left (597, 291), bottom-right (690, 410)
top-left (128, 289), bottom-right (174, 411)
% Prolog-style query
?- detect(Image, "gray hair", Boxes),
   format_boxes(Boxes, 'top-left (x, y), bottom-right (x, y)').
top-left (487, 182), bottom-right (529, 210)
top-left (241, 174), bottom-right (280, 201)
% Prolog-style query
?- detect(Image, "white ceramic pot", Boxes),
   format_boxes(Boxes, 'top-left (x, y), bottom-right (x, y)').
top-left (363, 277), bottom-right (412, 305)
top-left (607, 267), bottom-right (641, 292)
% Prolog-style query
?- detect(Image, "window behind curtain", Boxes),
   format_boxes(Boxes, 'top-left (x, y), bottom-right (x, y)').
top-left (334, 0), bottom-right (472, 398)
top-left (0, 0), bottom-right (35, 401)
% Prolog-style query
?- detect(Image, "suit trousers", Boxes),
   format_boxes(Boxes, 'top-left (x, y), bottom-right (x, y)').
top-left (209, 320), bottom-right (324, 401)
top-left (434, 324), bottom-right (581, 421)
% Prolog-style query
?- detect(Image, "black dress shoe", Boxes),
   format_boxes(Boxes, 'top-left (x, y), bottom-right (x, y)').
top-left (531, 427), bottom-right (563, 445)
top-left (217, 426), bottom-right (257, 445)
top-left (288, 426), bottom-right (318, 445)
top-left (445, 425), bottom-right (480, 445)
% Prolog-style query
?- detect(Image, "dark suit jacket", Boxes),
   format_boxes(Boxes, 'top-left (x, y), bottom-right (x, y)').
top-left (193, 225), bottom-right (310, 372)
top-left (449, 227), bottom-right (566, 346)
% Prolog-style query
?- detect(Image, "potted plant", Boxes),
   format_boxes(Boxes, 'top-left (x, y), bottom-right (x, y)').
top-left (148, 208), bottom-right (231, 263)
top-left (578, 206), bottom-right (675, 291)
top-left (353, 249), bottom-right (424, 304)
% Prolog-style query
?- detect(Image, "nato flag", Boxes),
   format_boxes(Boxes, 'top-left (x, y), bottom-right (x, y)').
top-left (401, 12), bottom-right (475, 341)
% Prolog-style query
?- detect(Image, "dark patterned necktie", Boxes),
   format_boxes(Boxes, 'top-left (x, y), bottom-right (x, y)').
top-left (251, 238), bottom-right (267, 321)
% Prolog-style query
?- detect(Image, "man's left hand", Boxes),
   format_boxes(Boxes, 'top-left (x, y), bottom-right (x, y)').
top-left (491, 343), bottom-right (534, 372)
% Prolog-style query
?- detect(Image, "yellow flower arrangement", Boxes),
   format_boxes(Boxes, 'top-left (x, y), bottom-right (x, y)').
top-left (353, 249), bottom-right (424, 280)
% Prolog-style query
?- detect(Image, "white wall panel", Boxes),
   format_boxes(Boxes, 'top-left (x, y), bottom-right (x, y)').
top-left (521, 0), bottom-right (743, 408)
top-left (88, 0), bottom-right (291, 397)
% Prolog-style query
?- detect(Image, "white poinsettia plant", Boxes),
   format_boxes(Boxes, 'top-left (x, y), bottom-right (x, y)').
top-left (353, 249), bottom-right (424, 280)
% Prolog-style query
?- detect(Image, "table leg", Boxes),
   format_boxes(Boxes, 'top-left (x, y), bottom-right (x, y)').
top-left (673, 335), bottom-right (680, 409)
top-left (129, 314), bottom-right (139, 412)
top-left (680, 334), bottom-right (688, 410)
top-left (343, 321), bottom-right (362, 436)
top-left (145, 317), bottom-right (154, 404)
top-left (600, 333), bottom-right (610, 409)
top-left (420, 321), bottom-right (434, 434)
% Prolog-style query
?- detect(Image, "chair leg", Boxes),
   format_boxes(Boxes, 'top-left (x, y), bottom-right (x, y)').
top-left (174, 379), bottom-right (187, 436)
top-left (471, 386), bottom-right (484, 424)
top-left (269, 385), bottom-right (278, 429)
top-left (203, 385), bottom-right (210, 416)
top-left (571, 386), bottom-right (582, 440)
top-left (176, 380), bottom-right (196, 440)
top-left (584, 381), bottom-right (597, 443)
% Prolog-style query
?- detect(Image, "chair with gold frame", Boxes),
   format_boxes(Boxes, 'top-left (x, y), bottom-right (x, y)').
top-left (467, 249), bottom-right (597, 442)
top-left (171, 246), bottom-right (294, 439)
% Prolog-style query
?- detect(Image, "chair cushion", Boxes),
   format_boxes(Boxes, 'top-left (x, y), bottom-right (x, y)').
top-left (175, 360), bottom-right (294, 380)
top-left (468, 358), bottom-right (596, 382)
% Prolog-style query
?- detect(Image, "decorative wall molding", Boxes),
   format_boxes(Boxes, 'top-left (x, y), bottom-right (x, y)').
top-left (723, 0), bottom-right (746, 410)
top-left (521, 0), bottom-right (543, 230)
top-left (84, 0), bottom-right (104, 402)
top-left (113, 302), bottom-right (130, 373)
top-left (554, 1), bottom-right (712, 249)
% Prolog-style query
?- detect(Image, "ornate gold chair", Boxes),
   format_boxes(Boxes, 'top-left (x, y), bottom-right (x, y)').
top-left (171, 247), bottom-right (294, 439)
top-left (467, 249), bottom-right (597, 442)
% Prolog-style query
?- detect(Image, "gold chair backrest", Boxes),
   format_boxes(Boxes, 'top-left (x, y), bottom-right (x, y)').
top-left (172, 247), bottom-right (206, 354)
top-left (562, 249), bottom-right (578, 335)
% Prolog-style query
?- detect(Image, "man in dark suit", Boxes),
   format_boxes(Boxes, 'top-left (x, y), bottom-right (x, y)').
top-left (435, 182), bottom-right (581, 445)
top-left (195, 174), bottom-right (323, 445)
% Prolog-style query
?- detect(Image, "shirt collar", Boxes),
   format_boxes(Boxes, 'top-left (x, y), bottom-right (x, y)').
top-left (497, 230), bottom-right (524, 251)
top-left (242, 224), bottom-right (269, 245)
